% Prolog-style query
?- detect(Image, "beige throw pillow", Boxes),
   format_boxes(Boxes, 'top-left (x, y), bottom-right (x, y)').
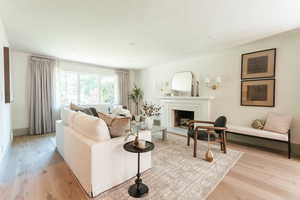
top-left (98, 112), bottom-right (114, 125)
top-left (110, 117), bottom-right (130, 138)
top-left (98, 112), bottom-right (130, 137)
top-left (264, 112), bottom-right (292, 134)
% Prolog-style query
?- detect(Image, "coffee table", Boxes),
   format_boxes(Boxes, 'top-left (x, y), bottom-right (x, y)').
top-left (123, 141), bottom-right (155, 198)
top-left (151, 125), bottom-right (167, 141)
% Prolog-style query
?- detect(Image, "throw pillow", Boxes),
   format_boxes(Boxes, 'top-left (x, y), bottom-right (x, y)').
top-left (70, 103), bottom-right (96, 117)
top-left (98, 112), bottom-right (114, 125)
top-left (70, 102), bottom-right (83, 111)
top-left (110, 117), bottom-right (130, 138)
top-left (264, 112), bottom-right (292, 134)
top-left (251, 119), bottom-right (265, 129)
top-left (98, 112), bottom-right (130, 137)
top-left (89, 107), bottom-right (99, 117)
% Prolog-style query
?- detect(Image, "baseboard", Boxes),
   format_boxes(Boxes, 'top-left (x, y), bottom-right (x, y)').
top-left (227, 133), bottom-right (300, 158)
top-left (13, 128), bottom-right (29, 137)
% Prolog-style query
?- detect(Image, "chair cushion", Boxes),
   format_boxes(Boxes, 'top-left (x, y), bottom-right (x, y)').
top-left (214, 116), bottom-right (227, 134)
top-left (188, 129), bottom-right (216, 141)
top-left (264, 112), bottom-right (292, 134)
top-left (72, 112), bottom-right (111, 142)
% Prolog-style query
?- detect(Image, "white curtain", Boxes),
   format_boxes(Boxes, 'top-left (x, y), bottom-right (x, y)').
top-left (28, 56), bottom-right (57, 134)
top-left (116, 71), bottom-right (129, 108)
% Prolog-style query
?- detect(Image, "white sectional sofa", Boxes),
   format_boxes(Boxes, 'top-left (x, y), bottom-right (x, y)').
top-left (56, 108), bottom-right (152, 197)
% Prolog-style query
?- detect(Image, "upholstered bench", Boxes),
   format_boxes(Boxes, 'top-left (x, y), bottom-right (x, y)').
top-left (226, 125), bottom-right (291, 158)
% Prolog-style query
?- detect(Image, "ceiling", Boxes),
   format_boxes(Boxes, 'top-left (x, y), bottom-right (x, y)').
top-left (1, 0), bottom-right (300, 69)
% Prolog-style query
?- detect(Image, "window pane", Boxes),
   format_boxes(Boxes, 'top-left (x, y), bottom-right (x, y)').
top-left (100, 76), bottom-right (116, 104)
top-left (59, 71), bottom-right (78, 105)
top-left (79, 74), bottom-right (100, 105)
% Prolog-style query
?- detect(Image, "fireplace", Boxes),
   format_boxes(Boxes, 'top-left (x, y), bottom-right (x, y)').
top-left (174, 110), bottom-right (194, 129)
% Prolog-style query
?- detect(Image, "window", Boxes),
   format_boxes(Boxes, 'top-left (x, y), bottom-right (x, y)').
top-left (59, 71), bottom-right (79, 105)
top-left (100, 77), bottom-right (117, 104)
top-left (80, 74), bottom-right (100, 105)
top-left (58, 70), bottom-right (118, 105)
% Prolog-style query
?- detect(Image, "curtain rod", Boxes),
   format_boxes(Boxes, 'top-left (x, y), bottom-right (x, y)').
top-left (31, 55), bottom-right (56, 61)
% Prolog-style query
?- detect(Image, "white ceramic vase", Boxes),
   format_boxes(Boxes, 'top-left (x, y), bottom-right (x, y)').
top-left (145, 117), bottom-right (154, 130)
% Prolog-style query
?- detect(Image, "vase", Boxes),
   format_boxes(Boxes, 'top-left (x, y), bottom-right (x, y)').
top-left (135, 115), bottom-right (141, 122)
top-left (134, 136), bottom-right (139, 146)
top-left (145, 117), bottom-right (154, 130)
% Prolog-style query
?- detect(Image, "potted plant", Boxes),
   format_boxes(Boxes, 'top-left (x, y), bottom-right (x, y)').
top-left (129, 85), bottom-right (144, 118)
top-left (142, 102), bottom-right (161, 129)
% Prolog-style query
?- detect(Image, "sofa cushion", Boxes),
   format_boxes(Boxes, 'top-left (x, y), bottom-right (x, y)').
top-left (68, 111), bottom-right (78, 127)
top-left (98, 112), bottom-right (130, 138)
top-left (264, 112), bottom-right (292, 134)
top-left (61, 107), bottom-right (77, 126)
top-left (72, 112), bottom-right (111, 142)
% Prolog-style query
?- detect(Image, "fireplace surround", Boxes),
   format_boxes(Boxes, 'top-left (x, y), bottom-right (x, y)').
top-left (174, 110), bottom-right (194, 129)
top-left (160, 96), bottom-right (214, 135)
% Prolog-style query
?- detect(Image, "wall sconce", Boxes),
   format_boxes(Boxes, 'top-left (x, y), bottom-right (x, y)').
top-left (204, 76), bottom-right (222, 90)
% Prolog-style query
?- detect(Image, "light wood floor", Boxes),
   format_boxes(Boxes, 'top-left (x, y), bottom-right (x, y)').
top-left (0, 134), bottom-right (300, 200)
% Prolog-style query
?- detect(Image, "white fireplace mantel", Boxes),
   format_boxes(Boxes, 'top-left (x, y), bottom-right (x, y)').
top-left (159, 96), bottom-right (214, 101)
top-left (159, 96), bottom-right (214, 135)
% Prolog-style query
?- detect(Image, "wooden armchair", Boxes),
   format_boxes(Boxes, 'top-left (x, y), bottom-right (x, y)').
top-left (187, 116), bottom-right (228, 158)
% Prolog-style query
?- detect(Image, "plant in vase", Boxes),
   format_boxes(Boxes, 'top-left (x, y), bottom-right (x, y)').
top-left (129, 85), bottom-right (144, 118)
top-left (142, 102), bottom-right (161, 129)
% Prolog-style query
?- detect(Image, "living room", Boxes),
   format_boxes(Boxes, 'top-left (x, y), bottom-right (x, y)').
top-left (1, 1), bottom-right (300, 200)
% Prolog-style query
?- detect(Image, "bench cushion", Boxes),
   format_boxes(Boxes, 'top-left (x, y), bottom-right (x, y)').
top-left (227, 125), bottom-right (288, 142)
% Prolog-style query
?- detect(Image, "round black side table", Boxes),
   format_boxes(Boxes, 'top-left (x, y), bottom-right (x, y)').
top-left (123, 141), bottom-right (155, 198)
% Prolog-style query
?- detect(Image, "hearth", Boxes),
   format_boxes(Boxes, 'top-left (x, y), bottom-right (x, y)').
top-left (174, 110), bottom-right (194, 129)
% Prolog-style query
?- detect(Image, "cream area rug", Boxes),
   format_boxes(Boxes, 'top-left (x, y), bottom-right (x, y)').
top-left (96, 134), bottom-right (243, 200)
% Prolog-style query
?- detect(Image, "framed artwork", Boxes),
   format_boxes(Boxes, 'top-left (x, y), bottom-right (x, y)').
top-left (241, 79), bottom-right (275, 107)
top-left (241, 48), bottom-right (276, 79)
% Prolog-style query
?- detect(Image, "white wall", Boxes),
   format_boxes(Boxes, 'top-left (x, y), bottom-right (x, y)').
top-left (11, 51), bottom-right (135, 133)
top-left (0, 19), bottom-right (12, 161)
top-left (11, 51), bottom-right (29, 130)
top-left (136, 28), bottom-right (300, 145)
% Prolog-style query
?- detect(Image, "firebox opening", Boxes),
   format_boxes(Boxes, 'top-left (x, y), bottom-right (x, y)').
top-left (174, 110), bottom-right (194, 129)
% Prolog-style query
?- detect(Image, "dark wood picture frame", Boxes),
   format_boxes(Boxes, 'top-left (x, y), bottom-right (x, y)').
top-left (3, 47), bottom-right (11, 104)
top-left (241, 79), bottom-right (275, 107)
top-left (241, 48), bottom-right (276, 79)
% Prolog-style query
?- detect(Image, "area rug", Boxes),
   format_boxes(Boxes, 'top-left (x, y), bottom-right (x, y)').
top-left (96, 134), bottom-right (243, 200)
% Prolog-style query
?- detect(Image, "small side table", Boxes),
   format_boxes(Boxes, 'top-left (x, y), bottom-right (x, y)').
top-left (123, 141), bottom-right (155, 198)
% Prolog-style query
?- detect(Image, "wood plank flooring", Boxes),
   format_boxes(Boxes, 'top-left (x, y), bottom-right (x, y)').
top-left (0, 133), bottom-right (300, 200)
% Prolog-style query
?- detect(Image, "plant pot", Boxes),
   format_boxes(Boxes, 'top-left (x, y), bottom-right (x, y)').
top-left (145, 117), bottom-right (154, 130)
